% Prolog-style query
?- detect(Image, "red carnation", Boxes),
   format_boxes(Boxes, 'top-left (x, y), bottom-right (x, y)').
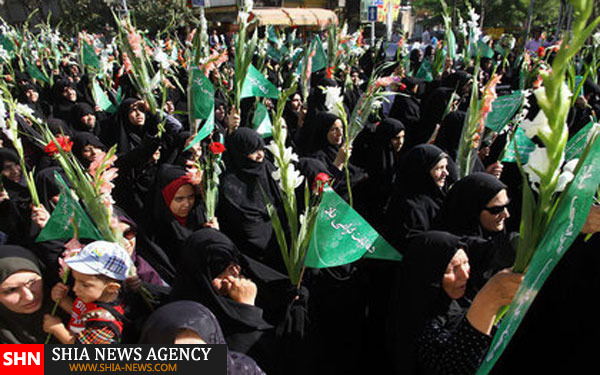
top-left (537, 46), bottom-right (546, 58)
top-left (208, 142), bottom-right (226, 155)
top-left (44, 136), bottom-right (73, 156)
top-left (312, 172), bottom-right (330, 194)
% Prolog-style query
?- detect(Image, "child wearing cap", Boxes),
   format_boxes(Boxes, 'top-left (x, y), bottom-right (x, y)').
top-left (43, 241), bottom-right (132, 344)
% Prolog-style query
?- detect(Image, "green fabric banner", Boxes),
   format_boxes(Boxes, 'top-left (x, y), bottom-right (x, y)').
top-left (477, 131), bottom-right (600, 375)
top-left (415, 59), bottom-right (433, 82)
top-left (311, 36), bottom-right (327, 73)
top-left (267, 26), bottom-right (279, 44)
top-left (565, 121), bottom-right (595, 161)
top-left (25, 61), bottom-right (49, 84)
top-left (304, 188), bottom-right (402, 268)
top-left (502, 127), bottom-right (536, 163)
top-left (189, 67), bottom-right (215, 120)
top-left (91, 80), bottom-right (117, 114)
top-left (240, 64), bottom-right (279, 99)
top-left (446, 30), bottom-right (457, 60)
top-left (184, 105), bottom-right (215, 151)
top-left (267, 45), bottom-right (283, 61)
top-left (484, 91), bottom-right (524, 133)
top-left (0, 34), bottom-right (15, 57)
top-left (252, 102), bottom-right (273, 138)
top-left (82, 41), bottom-right (101, 70)
top-left (36, 173), bottom-right (102, 242)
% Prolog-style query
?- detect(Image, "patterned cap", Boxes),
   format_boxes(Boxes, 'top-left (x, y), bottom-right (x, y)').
top-left (65, 241), bottom-right (132, 281)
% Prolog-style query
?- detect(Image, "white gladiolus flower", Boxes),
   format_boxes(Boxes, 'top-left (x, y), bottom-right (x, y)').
top-left (322, 86), bottom-right (343, 116)
top-left (521, 110), bottom-right (552, 139)
top-left (534, 83), bottom-right (572, 118)
top-left (153, 49), bottom-right (170, 70)
top-left (15, 103), bottom-right (34, 118)
top-left (555, 158), bottom-right (579, 192)
top-left (593, 32), bottom-right (600, 46)
top-left (523, 145), bottom-right (551, 186)
top-left (0, 46), bottom-right (8, 61)
top-left (0, 98), bottom-right (8, 139)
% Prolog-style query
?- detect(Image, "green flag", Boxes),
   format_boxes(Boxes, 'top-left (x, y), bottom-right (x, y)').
top-left (92, 80), bottom-right (117, 113)
top-left (25, 61), bottom-right (49, 84)
top-left (189, 67), bottom-right (215, 120)
top-left (253, 102), bottom-right (273, 138)
top-left (184, 105), bottom-right (215, 152)
top-left (36, 173), bottom-right (102, 242)
top-left (311, 36), bottom-right (327, 73)
top-left (82, 40), bottom-right (101, 70)
top-left (415, 59), bottom-right (433, 82)
top-left (0, 34), bottom-right (15, 57)
top-left (477, 131), bottom-right (600, 375)
top-left (447, 30), bottom-right (457, 60)
top-left (267, 26), bottom-right (279, 44)
top-left (484, 91), bottom-right (524, 133)
top-left (565, 121), bottom-right (595, 161)
top-left (240, 64), bottom-right (279, 99)
top-left (305, 188), bottom-right (402, 268)
top-left (267, 45), bottom-right (283, 61)
top-left (502, 127), bottom-right (536, 164)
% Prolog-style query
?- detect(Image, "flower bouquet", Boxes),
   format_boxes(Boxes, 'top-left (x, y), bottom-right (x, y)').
top-left (264, 82), bottom-right (323, 288)
top-left (186, 141), bottom-right (226, 222)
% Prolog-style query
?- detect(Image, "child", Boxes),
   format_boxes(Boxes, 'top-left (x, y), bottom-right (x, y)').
top-left (43, 241), bottom-right (132, 344)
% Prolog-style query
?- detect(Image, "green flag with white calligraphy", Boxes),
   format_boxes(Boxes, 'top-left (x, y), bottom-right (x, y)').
top-left (565, 121), bottom-right (594, 161)
top-left (240, 64), bottom-right (279, 100)
top-left (25, 61), bottom-right (49, 84)
top-left (477, 127), bottom-right (600, 374)
top-left (253, 102), bottom-right (273, 138)
top-left (484, 91), bottom-right (524, 133)
top-left (311, 36), bottom-right (327, 73)
top-left (305, 188), bottom-right (402, 268)
top-left (189, 67), bottom-right (215, 121)
top-left (415, 59), bottom-right (433, 82)
top-left (91, 80), bottom-right (117, 114)
top-left (82, 40), bottom-right (101, 70)
top-left (36, 172), bottom-right (103, 242)
top-left (502, 127), bottom-right (536, 164)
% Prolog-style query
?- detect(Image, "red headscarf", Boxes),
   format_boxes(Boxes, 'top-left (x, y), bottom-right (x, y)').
top-left (161, 175), bottom-right (192, 226)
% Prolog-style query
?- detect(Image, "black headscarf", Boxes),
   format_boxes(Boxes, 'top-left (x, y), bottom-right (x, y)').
top-left (51, 79), bottom-right (78, 122)
top-left (139, 301), bottom-right (266, 375)
top-left (434, 110), bottom-right (465, 162)
top-left (441, 70), bottom-right (473, 93)
top-left (69, 102), bottom-right (98, 134)
top-left (309, 111), bottom-right (343, 164)
top-left (71, 132), bottom-right (107, 168)
top-left (0, 245), bottom-right (52, 343)
top-left (387, 231), bottom-right (467, 374)
top-left (436, 172), bottom-right (507, 236)
top-left (412, 87), bottom-right (456, 148)
top-left (34, 166), bottom-right (68, 212)
top-left (225, 128), bottom-right (266, 178)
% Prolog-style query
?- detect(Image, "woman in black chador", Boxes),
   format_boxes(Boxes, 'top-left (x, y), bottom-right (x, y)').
top-left (170, 228), bottom-right (308, 375)
top-left (217, 128), bottom-right (282, 269)
top-left (385, 144), bottom-right (449, 253)
top-left (143, 164), bottom-right (210, 265)
top-left (386, 231), bottom-right (522, 375)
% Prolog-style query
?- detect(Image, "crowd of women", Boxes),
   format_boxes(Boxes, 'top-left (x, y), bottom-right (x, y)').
top-left (2, 21), bottom-right (600, 375)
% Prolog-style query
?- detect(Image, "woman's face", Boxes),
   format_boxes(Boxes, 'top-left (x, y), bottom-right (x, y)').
top-left (174, 329), bottom-right (207, 344)
top-left (479, 189), bottom-right (510, 232)
top-left (81, 144), bottom-right (103, 162)
top-left (62, 86), bottom-right (77, 102)
top-left (390, 130), bottom-right (405, 154)
top-left (247, 149), bottom-right (265, 163)
top-left (442, 249), bottom-right (470, 300)
top-left (25, 89), bottom-right (39, 103)
top-left (80, 113), bottom-right (96, 130)
top-left (0, 271), bottom-right (44, 314)
top-left (430, 157), bottom-right (449, 188)
top-left (128, 106), bottom-right (146, 127)
top-left (116, 221), bottom-right (137, 256)
top-left (290, 94), bottom-right (302, 112)
top-left (327, 119), bottom-right (344, 146)
top-left (215, 105), bottom-right (225, 122)
top-left (2, 161), bottom-right (22, 183)
top-left (169, 184), bottom-right (195, 218)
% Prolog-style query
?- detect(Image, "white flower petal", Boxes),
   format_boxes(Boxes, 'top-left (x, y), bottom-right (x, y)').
top-left (555, 171), bottom-right (574, 192)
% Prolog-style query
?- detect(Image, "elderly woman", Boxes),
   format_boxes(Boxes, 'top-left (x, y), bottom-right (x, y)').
top-left (0, 245), bottom-right (59, 343)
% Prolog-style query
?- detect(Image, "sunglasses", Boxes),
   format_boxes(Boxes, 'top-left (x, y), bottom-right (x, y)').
top-left (483, 202), bottom-right (510, 215)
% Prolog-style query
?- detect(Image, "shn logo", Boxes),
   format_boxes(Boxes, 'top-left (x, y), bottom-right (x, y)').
top-left (3, 352), bottom-right (40, 366)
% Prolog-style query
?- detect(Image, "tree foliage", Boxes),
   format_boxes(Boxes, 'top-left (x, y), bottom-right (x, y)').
top-left (412, 0), bottom-right (561, 31)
